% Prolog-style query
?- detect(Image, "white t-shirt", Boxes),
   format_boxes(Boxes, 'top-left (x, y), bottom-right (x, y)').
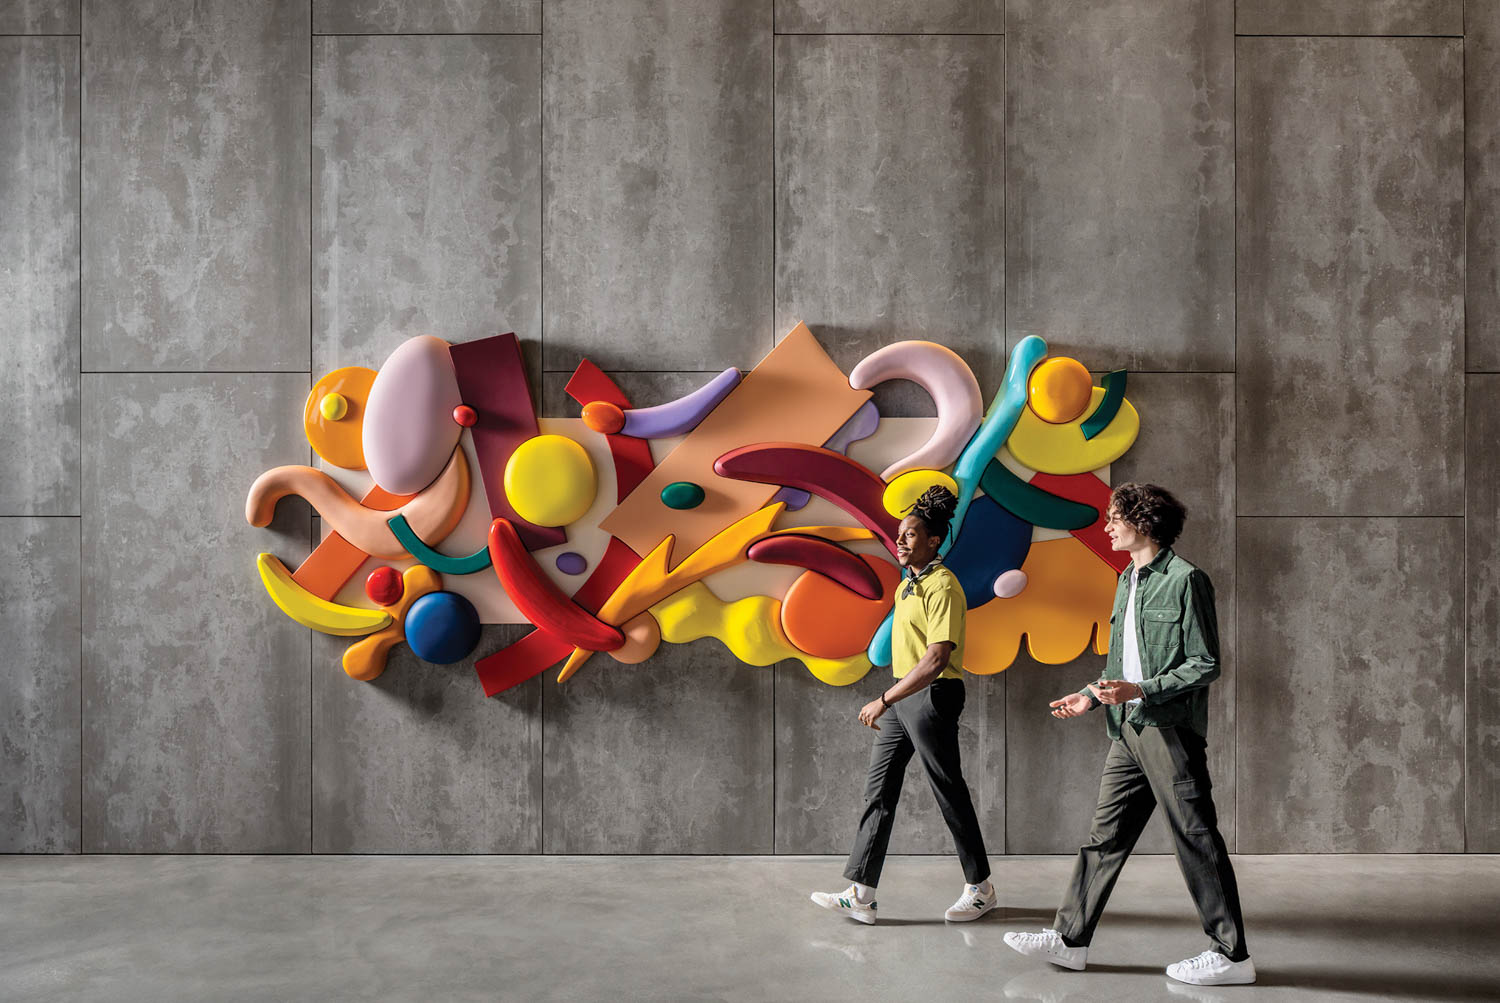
top-left (1121, 567), bottom-right (1143, 705)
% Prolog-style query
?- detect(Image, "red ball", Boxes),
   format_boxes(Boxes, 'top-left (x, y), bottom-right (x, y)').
top-left (366, 566), bottom-right (405, 606)
top-left (453, 404), bottom-right (478, 427)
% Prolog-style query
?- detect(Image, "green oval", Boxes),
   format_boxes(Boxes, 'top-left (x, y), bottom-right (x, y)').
top-left (661, 481), bottom-right (706, 510)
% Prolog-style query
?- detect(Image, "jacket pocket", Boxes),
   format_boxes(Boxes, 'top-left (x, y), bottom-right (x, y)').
top-left (1172, 778), bottom-right (1215, 835)
top-left (1140, 605), bottom-right (1180, 647)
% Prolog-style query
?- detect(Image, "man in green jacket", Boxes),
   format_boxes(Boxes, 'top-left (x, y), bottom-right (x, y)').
top-left (1004, 483), bottom-right (1255, 987)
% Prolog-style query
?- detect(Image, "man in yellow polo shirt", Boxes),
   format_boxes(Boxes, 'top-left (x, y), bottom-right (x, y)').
top-left (810, 486), bottom-right (994, 925)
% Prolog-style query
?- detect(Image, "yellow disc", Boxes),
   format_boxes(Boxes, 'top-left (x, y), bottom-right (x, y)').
top-left (1007, 387), bottom-right (1140, 475)
top-left (304, 367), bottom-right (377, 470)
top-left (319, 392), bottom-right (348, 421)
top-left (504, 434), bottom-right (597, 527)
top-left (1027, 357), bottom-right (1095, 424)
top-left (881, 469), bottom-right (959, 519)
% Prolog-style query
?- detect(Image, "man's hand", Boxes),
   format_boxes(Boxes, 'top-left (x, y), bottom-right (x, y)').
top-left (1049, 693), bottom-right (1093, 719)
top-left (858, 699), bottom-right (887, 730)
top-left (1090, 680), bottom-right (1143, 705)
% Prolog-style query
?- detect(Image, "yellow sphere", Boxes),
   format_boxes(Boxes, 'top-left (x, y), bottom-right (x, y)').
top-left (1027, 357), bottom-right (1094, 424)
top-left (318, 392), bottom-right (349, 421)
top-left (503, 435), bottom-right (597, 528)
top-left (881, 469), bottom-right (959, 519)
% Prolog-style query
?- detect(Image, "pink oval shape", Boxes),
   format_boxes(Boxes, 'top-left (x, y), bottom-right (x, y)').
top-left (993, 569), bottom-right (1028, 599)
top-left (364, 336), bottom-right (464, 495)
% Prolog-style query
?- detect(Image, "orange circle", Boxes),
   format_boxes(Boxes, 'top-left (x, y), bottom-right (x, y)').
top-left (581, 400), bottom-right (625, 434)
top-left (780, 554), bottom-right (902, 658)
top-left (1027, 357), bottom-right (1094, 424)
top-left (305, 366), bottom-right (377, 469)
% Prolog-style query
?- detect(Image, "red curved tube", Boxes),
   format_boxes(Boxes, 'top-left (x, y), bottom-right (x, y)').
top-left (488, 519), bottom-right (625, 652)
top-left (747, 534), bottom-right (883, 600)
top-left (715, 443), bottom-right (900, 557)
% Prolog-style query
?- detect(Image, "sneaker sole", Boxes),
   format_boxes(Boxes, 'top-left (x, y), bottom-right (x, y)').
top-left (1004, 938), bottom-right (1086, 971)
top-left (1167, 972), bottom-right (1255, 986)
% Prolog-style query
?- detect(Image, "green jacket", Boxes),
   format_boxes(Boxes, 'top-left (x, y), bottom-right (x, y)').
top-left (1080, 547), bottom-right (1221, 740)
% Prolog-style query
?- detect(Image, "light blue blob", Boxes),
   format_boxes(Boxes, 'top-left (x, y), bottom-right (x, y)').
top-left (867, 614), bottom-right (894, 668)
top-left (939, 335), bottom-right (1048, 561)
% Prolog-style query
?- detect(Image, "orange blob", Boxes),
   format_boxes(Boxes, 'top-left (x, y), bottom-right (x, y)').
top-left (582, 400), bottom-right (626, 434)
top-left (780, 553), bottom-right (902, 658)
top-left (305, 366), bottom-right (377, 469)
top-left (964, 536), bottom-right (1117, 673)
top-left (1027, 357), bottom-right (1094, 424)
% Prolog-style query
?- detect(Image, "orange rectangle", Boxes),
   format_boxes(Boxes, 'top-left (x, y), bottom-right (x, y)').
top-left (599, 323), bottom-right (870, 558)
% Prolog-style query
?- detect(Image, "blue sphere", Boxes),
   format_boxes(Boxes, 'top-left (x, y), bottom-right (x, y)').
top-left (404, 591), bottom-right (481, 664)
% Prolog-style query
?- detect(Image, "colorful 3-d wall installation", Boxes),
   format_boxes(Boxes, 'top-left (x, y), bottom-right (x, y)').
top-left (245, 324), bottom-right (1139, 696)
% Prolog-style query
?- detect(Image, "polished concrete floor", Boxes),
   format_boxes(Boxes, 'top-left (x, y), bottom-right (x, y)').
top-left (2, 854), bottom-right (1496, 1002)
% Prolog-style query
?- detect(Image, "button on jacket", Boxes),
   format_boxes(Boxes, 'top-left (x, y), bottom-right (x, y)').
top-left (1080, 547), bottom-right (1221, 740)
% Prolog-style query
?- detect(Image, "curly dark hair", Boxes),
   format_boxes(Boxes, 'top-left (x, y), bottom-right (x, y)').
top-left (904, 484), bottom-right (958, 542)
top-left (1108, 482), bottom-right (1187, 548)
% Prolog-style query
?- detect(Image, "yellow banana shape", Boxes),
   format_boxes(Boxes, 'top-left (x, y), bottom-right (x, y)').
top-left (256, 553), bottom-right (392, 636)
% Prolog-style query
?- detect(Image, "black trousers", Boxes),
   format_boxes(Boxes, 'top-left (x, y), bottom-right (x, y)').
top-left (1055, 722), bottom-right (1249, 961)
top-left (843, 678), bottom-right (991, 887)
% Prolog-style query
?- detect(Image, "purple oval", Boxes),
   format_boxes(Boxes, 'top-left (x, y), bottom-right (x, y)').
top-left (555, 551), bottom-right (588, 576)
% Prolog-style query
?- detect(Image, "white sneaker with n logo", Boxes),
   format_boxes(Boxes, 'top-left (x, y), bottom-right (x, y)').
top-left (810, 884), bottom-right (876, 925)
top-left (944, 882), bottom-right (997, 922)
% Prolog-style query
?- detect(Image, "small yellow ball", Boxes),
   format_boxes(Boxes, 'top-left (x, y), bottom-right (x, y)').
top-left (319, 392), bottom-right (349, 421)
top-left (1027, 357), bottom-right (1094, 424)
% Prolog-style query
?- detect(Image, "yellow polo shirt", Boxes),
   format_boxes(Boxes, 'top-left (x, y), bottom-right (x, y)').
top-left (891, 562), bottom-right (966, 680)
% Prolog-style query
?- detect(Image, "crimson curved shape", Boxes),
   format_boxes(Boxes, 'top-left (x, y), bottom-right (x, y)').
top-left (747, 534), bottom-right (882, 600)
top-left (714, 443), bottom-right (900, 557)
top-left (488, 518), bottom-right (625, 652)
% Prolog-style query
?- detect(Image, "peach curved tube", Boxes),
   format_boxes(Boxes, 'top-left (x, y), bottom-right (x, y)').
top-left (245, 446), bottom-right (470, 561)
top-left (848, 340), bottom-right (983, 481)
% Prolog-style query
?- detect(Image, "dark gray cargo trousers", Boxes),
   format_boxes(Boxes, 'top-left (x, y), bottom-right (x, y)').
top-left (1055, 720), bottom-right (1248, 961)
top-left (843, 678), bottom-right (990, 887)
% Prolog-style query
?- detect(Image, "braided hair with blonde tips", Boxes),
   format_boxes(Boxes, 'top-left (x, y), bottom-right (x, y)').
top-left (903, 484), bottom-right (959, 543)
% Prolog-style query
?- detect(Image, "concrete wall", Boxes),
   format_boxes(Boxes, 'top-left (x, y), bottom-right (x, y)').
top-left (2, 0), bottom-right (1493, 854)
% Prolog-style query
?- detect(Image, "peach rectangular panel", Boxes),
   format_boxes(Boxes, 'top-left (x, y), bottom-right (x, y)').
top-left (599, 323), bottom-right (871, 558)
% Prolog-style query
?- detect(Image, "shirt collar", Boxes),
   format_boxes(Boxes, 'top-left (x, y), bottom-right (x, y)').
top-left (1120, 546), bottom-right (1174, 581)
top-left (903, 556), bottom-right (944, 582)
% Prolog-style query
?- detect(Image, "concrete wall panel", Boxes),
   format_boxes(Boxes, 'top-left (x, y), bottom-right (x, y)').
top-left (1237, 1), bottom-right (1462, 36)
top-left (0, 38), bottom-right (79, 516)
top-left (542, 638), bottom-right (774, 853)
top-left (0, 518), bottom-right (81, 852)
top-left (1237, 37), bottom-right (1464, 517)
top-left (1237, 517), bottom-right (1464, 852)
top-left (313, 626), bottom-right (542, 854)
top-left (82, 374), bottom-right (312, 852)
top-left (82, 0), bottom-right (310, 371)
top-left (542, 0), bottom-right (772, 373)
top-left (314, 35), bottom-right (540, 378)
top-left (313, 0), bottom-right (539, 34)
top-left (775, 35), bottom-right (1006, 407)
top-left (1007, 0), bottom-right (1234, 372)
top-left (1467, 376), bottom-right (1500, 850)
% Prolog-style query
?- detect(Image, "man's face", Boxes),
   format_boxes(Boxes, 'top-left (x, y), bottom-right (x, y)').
top-left (896, 515), bottom-right (941, 569)
top-left (1104, 506), bottom-right (1147, 552)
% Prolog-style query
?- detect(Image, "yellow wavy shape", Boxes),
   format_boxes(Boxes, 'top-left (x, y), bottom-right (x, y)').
top-left (651, 582), bottom-right (871, 686)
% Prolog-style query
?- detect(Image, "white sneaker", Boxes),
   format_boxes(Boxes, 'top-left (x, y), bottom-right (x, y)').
top-left (1002, 929), bottom-right (1087, 971)
top-left (810, 884), bottom-right (876, 925)
top-left (944, 882), bottom-right (997, 922)
top-left (1166, 950), bottom-right (1256, 986)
